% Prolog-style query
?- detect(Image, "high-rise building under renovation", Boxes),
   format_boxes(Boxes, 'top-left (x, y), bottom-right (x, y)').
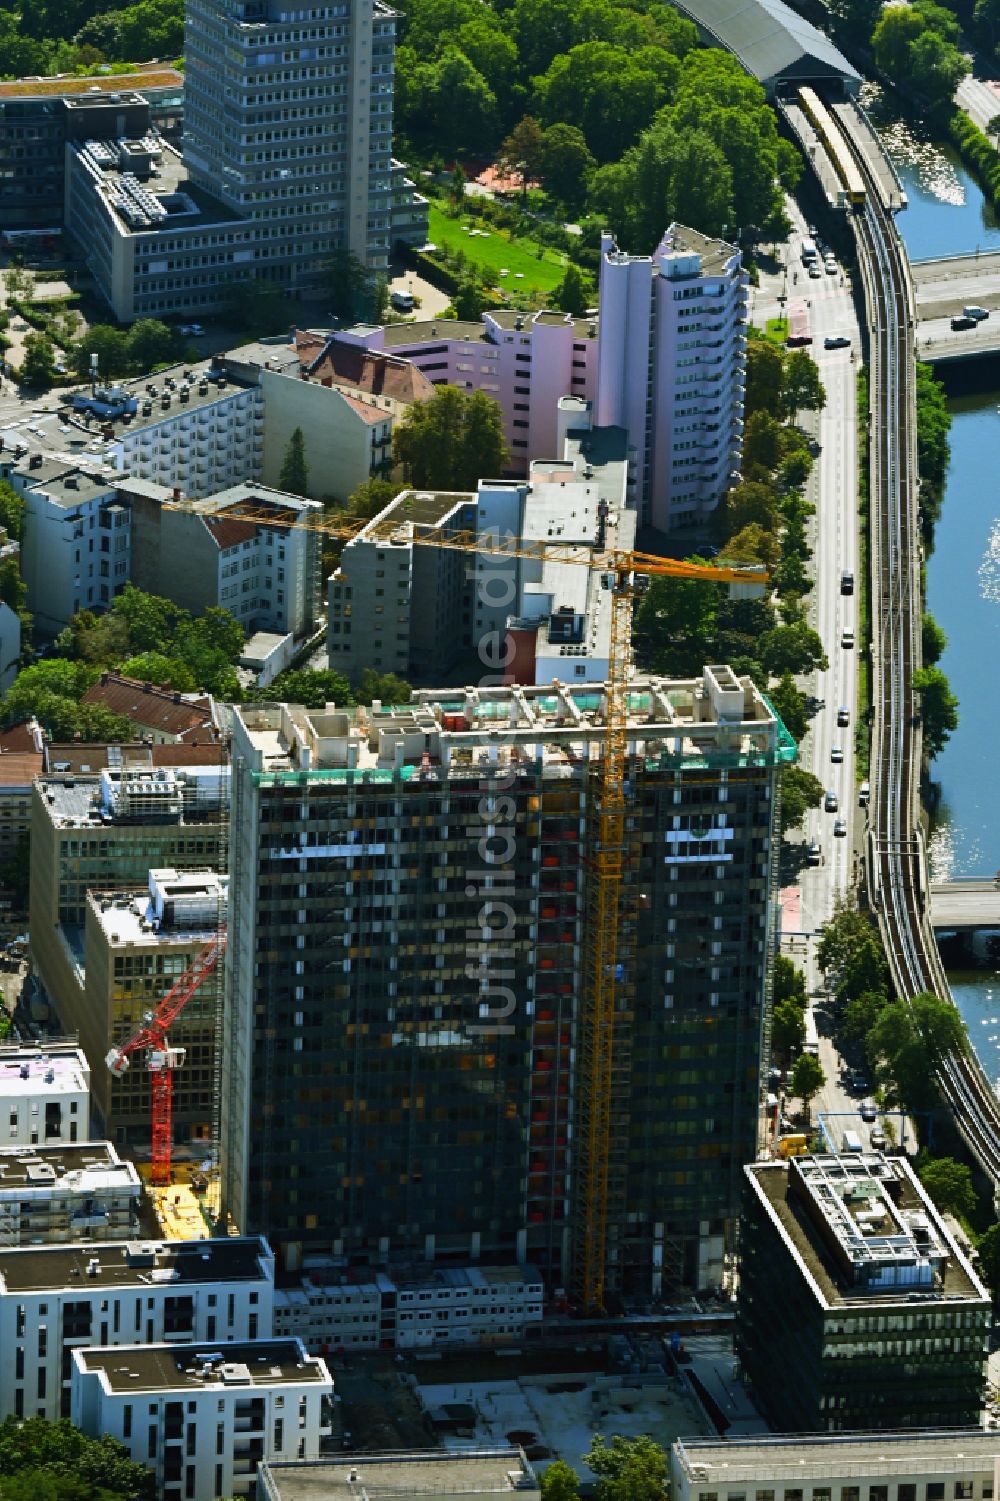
top-left (222, 669), bottom-right (793, 1294)
top-left (183, 0), bottom-right (397, 281)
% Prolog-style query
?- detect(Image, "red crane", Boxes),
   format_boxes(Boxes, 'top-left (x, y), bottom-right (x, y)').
top-left (106, 934), bottom-right (227, 1186)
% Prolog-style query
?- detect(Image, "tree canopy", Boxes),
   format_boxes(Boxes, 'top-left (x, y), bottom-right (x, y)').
top-left (917, 1156), bottom-right (977, 1223)
top-left (583, 1434), bottom-right (668, 1501)
top-left (0, 1416), bottom-right (153, 1500)
top-left (393, 386), bottom-right (509, 490)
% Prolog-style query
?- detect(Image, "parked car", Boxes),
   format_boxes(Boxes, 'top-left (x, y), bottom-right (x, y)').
top-left (860, 1098), bottom-right (878, 1122)
top-left (837, 706), bottom-right (850, 727)
top-left (842, 628), bottom-right (855, 649)
top-left (964, 305), bottom-right (989, 320)
top-left (824, 790), bottom-right (839, 813)
top-left (831, 745), bottom-right (844, 763)
top-left (824, 335), bottom-right (850, 349)
top-left (834, 817), bottom-right (847, 837)
top-left (951, 314), bottom-right (977, 331)
top-left (178, 323), bottom-right (205, 336)
top-left (870, 1127), bottom-right (887, 1150)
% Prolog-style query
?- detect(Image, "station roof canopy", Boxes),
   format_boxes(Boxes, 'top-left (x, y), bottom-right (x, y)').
top-left (673, 0), bottom-right (861, 97)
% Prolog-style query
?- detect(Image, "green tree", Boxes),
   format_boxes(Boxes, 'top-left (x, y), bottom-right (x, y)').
top-left (279, 427), bottom-right (310, 498)
top-left (540, 123), bottom-right (595, 211)
top-left (759, 622), bottom-right (828, 677)
top-left (357, 669), bottom-right (412, 704)
top-left (255, 668), bottom-right (353, 708)
top-left (768, 671), bottom-right (809, 741)
top-left (790, 1052), bottom-right (825, 1120)
top-left (20, 332), bottom-right (56, 390)
top-left (918, 1156), bottom-right (977, 1223)
top-left (975, 0), bottom-right (1000, 47)
top-left (817, 901), bottom-right (877, 976)
top-left (781, 349), bottom-right (826, 422)
top-left (780, 765), bottom-right (824, 834)
top-left (773, 998), bottom-right (807, 1056)
top-left (837, 934), bottom-right (888, 1003)
top-left (843, 988), bottom-right (890, 1045)
top-left (633, 571), bottom-right (723, 676)
top-left (912, 665), bottom-right (959, 758)
top-left (745, 338), bottom-right (786, 419)
top-left (867, 993), bottom-right (966, 1110)
top-left (325, 249), bottom-right (370, 324)
top-left (775, 952), bottom-right (807, 1009)
top-left (0, 481), bottom-right (26, 542)
top-left (120, 653), bottom-right (196, 692)
top-left (922, 611), bottom-right (947, 666)
top-left (110, 584), bottom-right (186, 653)
top-left (220, 277), bottom-right (288, 334)
top-left (124, 318), bottom-right (179, 371)
top-left (555, 264), bottom-right (587, 316)
top-left (533, 42), bottom-right (676, 163)
top-left (0, 1415), bottom-right (153, 1500)
top-left (344, 478), bottom-right (399, 520)
top-left (742, 410), bottom-right (784, 474)
top-left (583, 1434), bottom-right (668, 1501)
top-left (449, 163), bottom-right (467, 204)
top-left (591, 119), bottom-right (732, 248)
top-left (721, 522), bottom-right (780, 568)
top-left (977, 1221), bottom-right (1000, 1296)
top-left (71, 324), bottom-right (130, 381)
top-left (541, 1461), bottom-right (580, 1501)
top-left (393, 385), bottom-right (508, 490)
top-left (712, 479), bottom-right (780, 542)
top-left (498, 114), bottom-right (547, 192)
top-left (453, 279), bottom-right (486, 321)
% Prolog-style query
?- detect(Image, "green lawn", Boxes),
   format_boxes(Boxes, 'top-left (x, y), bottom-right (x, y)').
top-left (763, 316), bottom-right (789, 346)
top-left (427, 201), bottom-right (571, 296)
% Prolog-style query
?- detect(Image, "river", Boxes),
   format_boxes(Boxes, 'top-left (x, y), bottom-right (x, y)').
top-left (864, 87), bottom-right (1000, 1081)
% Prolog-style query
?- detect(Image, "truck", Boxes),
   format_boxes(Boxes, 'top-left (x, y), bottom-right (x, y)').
top-left (841, 1130), bottom-right (864, 1154)
top-left (800, 237), bottom-right (818, 264)
top-left (803, 1008), bottom-right (820, 1058)
top-left (777, 1133), bottom-right (809, 1160)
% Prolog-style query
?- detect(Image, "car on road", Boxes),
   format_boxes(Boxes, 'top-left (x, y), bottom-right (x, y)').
top-left (842, 629), bottom-right (855, 649)
top-left (824, 790), bottom-right (839, 812)
top-left (824, 335), bottom-right (850, 349)
top-left (831, 745), bottom-right (844, 763)
top-left (964, 305), bottom-right (989, 320)
top-left (951, 314), bottom-right (977, 331)
top-left (837, 706), bottom-right (850, 727)
top-left (808, 264), bottom-right (822, 279)
top-left (825, 259), bottom-right (838, 275)
top-left (860, 1098), bottom-right (878, 1122)
top-left (841, 569), bottom-right (854, 594)
top-left (851, 1070), bottom-right (869, 1092)
top-left (834, 817), bottom-right (847, 837)
top-left (806, 841), bottom-right (822, 866)
top-left (870, 1127), bottom-right (887, 1150)
top-left (178, 323), bottom-right (205, 336)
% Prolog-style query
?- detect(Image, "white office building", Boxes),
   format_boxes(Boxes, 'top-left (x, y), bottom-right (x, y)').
top-left (0, 1141), bottom-right (141, 1246)
top-left (0, 1044), bottom-right (91, 1148)
top-left (0, 1235), bottom-right (274, 1422)
top-left (594, 223), bottom-right (747, 531)
top-left (72, 1338), bottom-right (332, 1501)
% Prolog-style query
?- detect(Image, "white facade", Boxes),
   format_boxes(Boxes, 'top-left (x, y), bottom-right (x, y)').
top-left (0, 1044), bottom-right (90, 1148)
top-left (0, 1141), bottom-right (141, 1246)
top-left (72, 1338), bottom-right (332, 1501)
top-left (671, 1432), bottom-right (1000, 1501)
top-left (13, 461), bottom-right (130, 633)
top-left (110, 381), bottom-right (264, 498)
top-left (0, 1235), bottom-right (274, 1422)
top-left (272, 1262), bottom-right (544, 1352)
top-left (595, 223), bottom-right (748, 531)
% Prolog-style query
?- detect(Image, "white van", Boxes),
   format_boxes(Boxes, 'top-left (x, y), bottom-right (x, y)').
top-left (859, 781), bottom-right (870, 808)
top-left (841, 1130), bottom-right (864, 1154)
top-left (390, 289), bottom-right (415, 312)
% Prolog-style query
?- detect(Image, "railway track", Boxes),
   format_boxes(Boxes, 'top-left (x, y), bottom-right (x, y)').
top-left (845, 113), bottom-right (1000, 1183)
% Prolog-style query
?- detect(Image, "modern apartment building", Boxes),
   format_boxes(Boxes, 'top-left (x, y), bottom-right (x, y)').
top-left (72, 1338), bottom-right (333, 1501)
top-left (0, 1235), bottom-right (274, 1422)
top-left (671, 1432), bottom-right (1000, 1501)
top-left (272, 1261), bottom-right (544, 1351)
top-left (260, 1449), bottom-right (540, 1501)
top-left (0, 1141), bottom-right (141, 1246)
top-left (29, 756), bottom-right (228, 1047)
top-left (335, 308), bottom-right (599, 474)
top-left (0, 1044), bottom-right (91, 1148)
top-left (78, 868), bottom-right (227, 1152)
top-left (736, 1153), bottom-right (991, 1431)
top-left (595, 224), bottom-right (747, 531)
top-left (222, 668), bottom-right (792, 1295)
top-left (327, 403), bottom-right (632, 684)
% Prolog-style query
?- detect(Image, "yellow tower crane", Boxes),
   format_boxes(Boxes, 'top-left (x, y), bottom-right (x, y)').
top-left (182, 495), bottom-right (765, 1314)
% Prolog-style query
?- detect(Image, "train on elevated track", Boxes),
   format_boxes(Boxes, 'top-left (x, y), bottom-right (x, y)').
top-left (798, 86), bottom-right (867, 208)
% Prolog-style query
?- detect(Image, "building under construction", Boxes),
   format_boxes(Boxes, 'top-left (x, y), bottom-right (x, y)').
top-left (222, 668), bottom-right (793, 1296)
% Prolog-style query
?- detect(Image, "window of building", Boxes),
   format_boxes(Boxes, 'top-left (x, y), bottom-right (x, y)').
top-left (927, 1488), bottom-right (945, 1501)
top-left (898, 1489), bottom-right (915, 1501)
top-left (955, 1488), bottom-right (973, 1500)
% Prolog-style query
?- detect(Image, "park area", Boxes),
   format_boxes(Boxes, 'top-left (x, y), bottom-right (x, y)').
top-left (427, 200), bottom-right (572, 298)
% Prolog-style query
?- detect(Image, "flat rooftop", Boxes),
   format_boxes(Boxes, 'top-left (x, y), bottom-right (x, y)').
top-left (0, 1141), bottom-right (139, 1194)
top-left (747, 1154), bottom-right (989, 1308)
top-left (0, 1235), bottom-right (271, 1294)
top-left (0, 65), bottom-right (183, 100)
top-left (45, 744), bottom-right (228, 776)
top-left (0, 1045), bottom-right (88, 1097)
top-left (76, 1339), bottom-right (327, 1394)
top-left (40, 763), bottom-right (228, 829)
top-left (660, 224), bottom-right (739, 279)
top-left (672, 1431), bottom-right (1000, 1483)
top-left (74, 133), bottom-right (241, 236)
top-left (259, 1450), bottom-right (537, 1501)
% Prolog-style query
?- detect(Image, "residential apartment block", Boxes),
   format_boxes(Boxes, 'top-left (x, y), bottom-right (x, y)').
top-left (334, 308), bottom-right (599, 475)
top-left (736, 1153), bottom-right (991, 1431)
top-left (671, 1431), bottom-right (1000, 1501)
top-left (260, 1449), bottom-right (540, 1501)
top-left (29, 756), bottom-right (228, 1064)
top-left (273, 1261), bottom-right (544, 1351)
top-left (0, 1044), bottom-right (91, 1148)
top-left (72, 1339), bottom-right (332, 1501)
top-left (222, 668), bottom-right (791, 1296)
top-left (0, 1141), bottom-right (141, 1246)
top-left (0, 1235), bottom-right (274, 1422)
top-left (595, 224), bottom-right (747, 531)
top-left (78, 868), bottom-right (227, 1152)
top-left (327, 403), bottom-right (632, 684)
